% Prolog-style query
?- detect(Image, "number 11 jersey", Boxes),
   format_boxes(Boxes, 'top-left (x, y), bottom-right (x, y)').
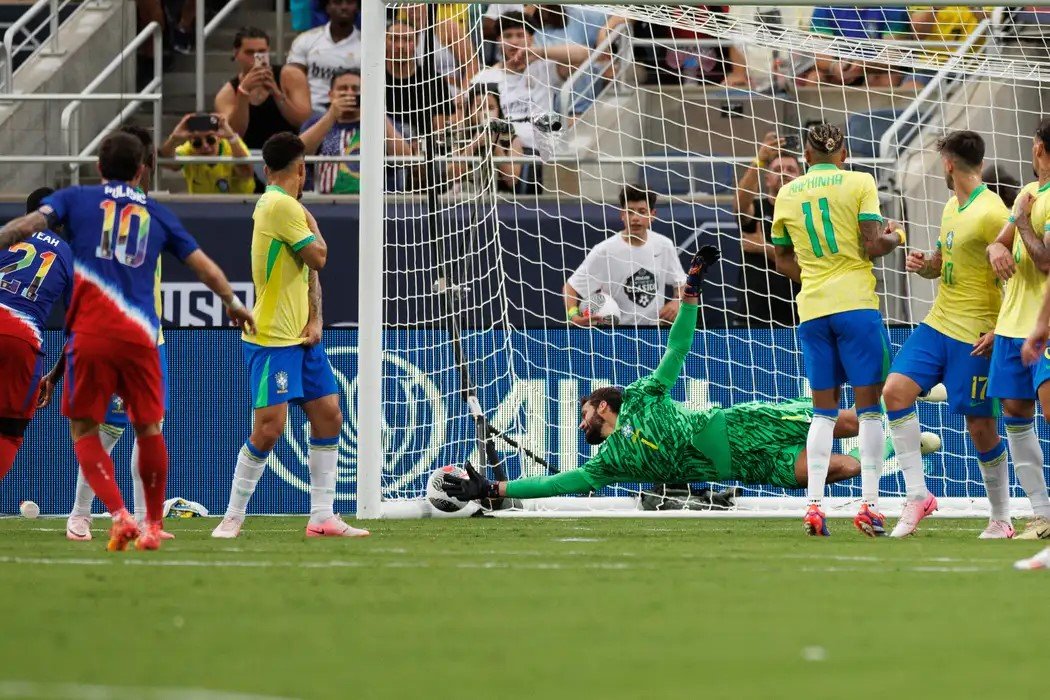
top-left (42, 182), bottom-right (200, 348)
top-left (770, 164), bottom-right (884, 322)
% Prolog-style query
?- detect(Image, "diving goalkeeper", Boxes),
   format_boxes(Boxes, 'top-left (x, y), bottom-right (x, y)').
top-left (444, 247), bottom-right (937, 504)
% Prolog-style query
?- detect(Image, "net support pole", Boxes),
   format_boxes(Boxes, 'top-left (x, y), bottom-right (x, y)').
top-left (355, 0), bottom-right (386, 520)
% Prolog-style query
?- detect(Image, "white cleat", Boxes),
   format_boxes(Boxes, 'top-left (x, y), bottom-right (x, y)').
top-left (890, 493), bottom-right (939, 538)
top-left (978, 520), bottom-right (1015, 539)
top-left (211, 515), bottom-right (244, 539)
top-left (1015, 515), bottom-right (1050, 541)
top-left (1014, 547), bottom-right (1050, 570)
top-left (305, 514), bottom-right (370, 538)
top-left (65, 514), bottom-right (92, 541)
top-left (918, 384), bottom-right (948, 403)
top-left (919, 431), bottom-right (941, 455)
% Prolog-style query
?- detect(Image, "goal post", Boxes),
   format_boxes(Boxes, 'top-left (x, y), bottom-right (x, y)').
top-left (356, 0), bottom-right (1050, 519)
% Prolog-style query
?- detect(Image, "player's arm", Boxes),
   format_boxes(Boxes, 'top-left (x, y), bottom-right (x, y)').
top-left (298, 204), bottom-right (328, 270)
top-left (182, 250), bottom-right (256, 334)
top-left (988, 206), bottom-right (1019, 281)
top-left (651, 247), bottom-right (720, 389)
top-left (1013, 192), bottom-right (1050, 272)
top-left (905, 246), bottom-right (942, 280)
top-left (37, 343), bottom-right (67, 408)
top-left (443, 463), bottom-right (613, 500)
top-left (0, 211), bottom-right (47, 249)
top-left (772, 242), bottom-right (801, 283)
top-left (301, 270), bottom-right (323, 346)
top-left (1022, 280), bottom-right (1050, 365)
top-left (860, 218), bottom-right (902, 259)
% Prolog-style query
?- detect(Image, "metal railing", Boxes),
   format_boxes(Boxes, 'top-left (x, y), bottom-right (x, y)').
top-left (61, 21), bottom-right (163, 185)
top-left (558, 27), bottom-right (633, 118)
top-left (1, 0), bottom-right (82, 92)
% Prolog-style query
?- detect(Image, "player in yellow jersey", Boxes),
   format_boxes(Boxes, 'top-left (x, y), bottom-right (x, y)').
top-left (882, 131), bottom-right (1010, 538)
top-left (771, 124), bottom-right (902, 537)
top-left (981, 118), bottom-right (1050, 541)
top-left (212, 132), bottom-right (367, 539)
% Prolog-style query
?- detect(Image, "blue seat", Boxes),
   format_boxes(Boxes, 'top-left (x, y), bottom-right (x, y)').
top-left (638, 149), bottom-right (736, 196)
top-left (846, 109), bottom-right (923, 160)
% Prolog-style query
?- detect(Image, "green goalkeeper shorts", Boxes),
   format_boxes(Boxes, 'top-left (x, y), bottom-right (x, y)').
top-left (725, 398), bottom-right (813, 489)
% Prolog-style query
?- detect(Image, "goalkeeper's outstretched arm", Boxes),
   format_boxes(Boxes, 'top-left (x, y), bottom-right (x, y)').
top-left (443, 463), bottom-right (614, 500)
top-left (651, 246), bottom-right (719, 389)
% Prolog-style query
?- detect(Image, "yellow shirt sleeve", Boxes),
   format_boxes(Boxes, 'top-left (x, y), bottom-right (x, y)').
top-left (857, 174), bottom-right (883, 221)
top-left (271, 197), bottom-right (316, 251)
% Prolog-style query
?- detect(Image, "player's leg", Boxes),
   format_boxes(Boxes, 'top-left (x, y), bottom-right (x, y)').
top-left (67, 400), bottom-right (126, 541)
top-left (0, 336), bottom-right (41, 482)
top-left (969, 415), bottom-right (1012, 538)
top-left (989, 336), bottom-right (1050, 539)
top-left (299, 344), bottom-right (367, 538)
top-left (797, 316), bottom-right (842, 535)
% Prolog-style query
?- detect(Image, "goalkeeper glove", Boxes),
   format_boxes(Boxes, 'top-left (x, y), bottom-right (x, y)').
top-left (684, 245), bottom-right (720, 297)
top-left (442, 463), bottom-right (500, 501)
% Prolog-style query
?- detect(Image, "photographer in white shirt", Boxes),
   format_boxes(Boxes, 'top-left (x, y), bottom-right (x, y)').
top-left (565, 185), bottom-right (687, 327)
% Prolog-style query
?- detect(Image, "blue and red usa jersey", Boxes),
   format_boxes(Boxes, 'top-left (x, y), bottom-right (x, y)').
top-left (42, 182), bottom-right (200, 348)
top-left (0, 230), bottom-right (73, 352)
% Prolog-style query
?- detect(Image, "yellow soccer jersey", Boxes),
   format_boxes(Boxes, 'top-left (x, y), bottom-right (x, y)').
top-left (925, 184), bottom-right (1008, 344)
top-left (245, 186), bottom-right (316, 347)
top-left (771, 164), bottom-right (883, 322)
top-left (996, 180), bottom-right (1050, 338)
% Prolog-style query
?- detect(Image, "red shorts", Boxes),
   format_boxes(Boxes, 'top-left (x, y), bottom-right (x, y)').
top-left (0, 333), bottom-right (43, 420)
top-left (62, 333), bottom-right (164, 424)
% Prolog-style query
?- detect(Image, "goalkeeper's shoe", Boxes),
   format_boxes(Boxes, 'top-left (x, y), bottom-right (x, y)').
top-left (211, 515), bottom-right (244, 539)
top-left (65, 514), bottom-right (92, 542)
top-left (106, 510), bottom-right (140, 552)
top-left (305, 514), bottom-right (370, 538)
top-left (853, 504), bottom-right (886, 537)
top-left (803, 504), bottom-right (830, 537)
top-left (1013, 547), bottom-right (1050, 571)
top-left (135, 521), bottom-right (164, 551)
top-left (889, 493), bottom-right (938, 538)
top-left (1015, 515), bottom-right (1050, 540)
top-left (978, 520), bottom-right (1015, 539)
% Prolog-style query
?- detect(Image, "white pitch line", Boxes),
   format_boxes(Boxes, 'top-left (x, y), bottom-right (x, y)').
top-left (0, 681), bottom-right (299, 700)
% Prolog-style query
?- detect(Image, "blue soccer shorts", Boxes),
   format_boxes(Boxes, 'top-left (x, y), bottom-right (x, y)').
top-left (104, 342), bottom-right (169, 427)
top-left (988, 335), bottom-right (1050, 401)
top-left (797, 309), bottom-right (892, 392)
top-left (889, 323), bottom-right (998, 416)
top-left (243, 341), bottom-right (340, 409)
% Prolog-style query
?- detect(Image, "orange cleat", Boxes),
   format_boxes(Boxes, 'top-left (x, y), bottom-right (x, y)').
top-left (106, 511), bottom-right (140, 552)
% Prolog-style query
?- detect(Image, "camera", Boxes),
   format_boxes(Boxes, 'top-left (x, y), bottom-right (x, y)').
top-left (533, 113), bottom-right (563, 134)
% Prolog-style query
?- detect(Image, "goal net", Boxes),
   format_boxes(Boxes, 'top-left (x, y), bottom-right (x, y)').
top-left (359, 2), bottom-right (1050, 518)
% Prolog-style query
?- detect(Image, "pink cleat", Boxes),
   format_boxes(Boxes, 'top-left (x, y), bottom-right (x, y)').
top-left (106, 510), bottom-right (140, 552)
top-left (306, 514), bottom-right (370, 538)
top-left (135, 521), bottom-right (164, 551)
top-left (803, 504), bottom-right (830, 537)
top-left (66, 514), bottom-right (92, 542)
top-left (211, 515), bottom-right (244, 539)
top-left (1014, 547), bottom-right (1050, 570)
top-left (137, 520), bottom-right (175, 540)
top-left (978, 520), bottom-right (1015, 540)
top-left (890, 493), bottom-right (939, 538)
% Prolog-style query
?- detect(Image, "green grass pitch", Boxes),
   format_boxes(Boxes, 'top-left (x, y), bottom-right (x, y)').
top-left (0, 516), bottom-right (1047, 699)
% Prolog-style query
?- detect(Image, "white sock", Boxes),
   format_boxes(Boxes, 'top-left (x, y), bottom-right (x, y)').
top-left (131, 439), bottom-right (146, 522)
top-left (1006, 419), bottom-right (1050, 519)
top-left (70, 425), bottom-right (123, 516)
top-left (308, 437), bottom-right (339, 525)
top-left (806, 411), bottom-right (836, 506)
top-left (887, 408), bottom-right (928, 500)
top-left (225, 442), bottom-right (268, 519)
top-left (857, 406), bottom-right (883, 509)
top-left (977, 441), bottom-right (1010, 523)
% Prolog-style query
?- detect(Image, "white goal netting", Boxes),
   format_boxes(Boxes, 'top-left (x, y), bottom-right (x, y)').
top-left (369, 2), bottom-right (1050, 517)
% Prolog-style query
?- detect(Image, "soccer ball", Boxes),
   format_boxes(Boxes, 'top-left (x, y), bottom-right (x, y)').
top-left (580, 292), bottom-right (621, 323)
top-left (427, 465), bottom-right (470, 513)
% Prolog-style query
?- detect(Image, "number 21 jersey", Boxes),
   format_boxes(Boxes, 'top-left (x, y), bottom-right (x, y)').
top-left (42, 182), bottom-right (200, 348)
top-left (771, 164), bottom-right (884, 322)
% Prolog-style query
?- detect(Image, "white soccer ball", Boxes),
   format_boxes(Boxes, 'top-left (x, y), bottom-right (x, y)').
top-left (19, 500), bottom-right (39, 519)
top-left (427, 465), bottom-right (470, 513)
top-left (580, 292), bottom-right (621, 322)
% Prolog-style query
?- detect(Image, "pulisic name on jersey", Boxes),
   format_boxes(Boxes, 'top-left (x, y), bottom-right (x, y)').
top-left (103, 183), bottom-right (147, 204)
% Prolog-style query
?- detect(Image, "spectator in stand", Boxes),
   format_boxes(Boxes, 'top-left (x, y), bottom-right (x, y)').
top-left (733, 132), bottom-right (800, 328)
top-left (530, 5), bottom-right (609, 49)
top-left (397, 4), bottom-right (481, 93)
top-left (386, 19), bottom-right (455, 139)
top-left (215, 28), bottom-right (312, 151)
top-left (471, 11), bottom-right (590, 153)
top-left (600, 7), bottom-right (749, 87)
top-left (805, 6), bottom-right (912, 87)
top-left (447, 85), bottom-right (527, 192)
top-left (159, 113), bottom-right (255, 194)
top-left (983, 163), bottom-right (1021, 208)
top-left (300, 69), bottom-right (415, 194)
top-left (287, 0), bottom-right (362, 110)
top-left (482, 3), bottom-right (530, 42)
top-left (564, 185), bottom-right (687, 328)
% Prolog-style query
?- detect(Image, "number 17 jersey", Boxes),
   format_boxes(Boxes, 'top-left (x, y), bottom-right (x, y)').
top-left (42, 182), bottom-right (200, 348)
top-left (771, 164), bottom-right (884, 322)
